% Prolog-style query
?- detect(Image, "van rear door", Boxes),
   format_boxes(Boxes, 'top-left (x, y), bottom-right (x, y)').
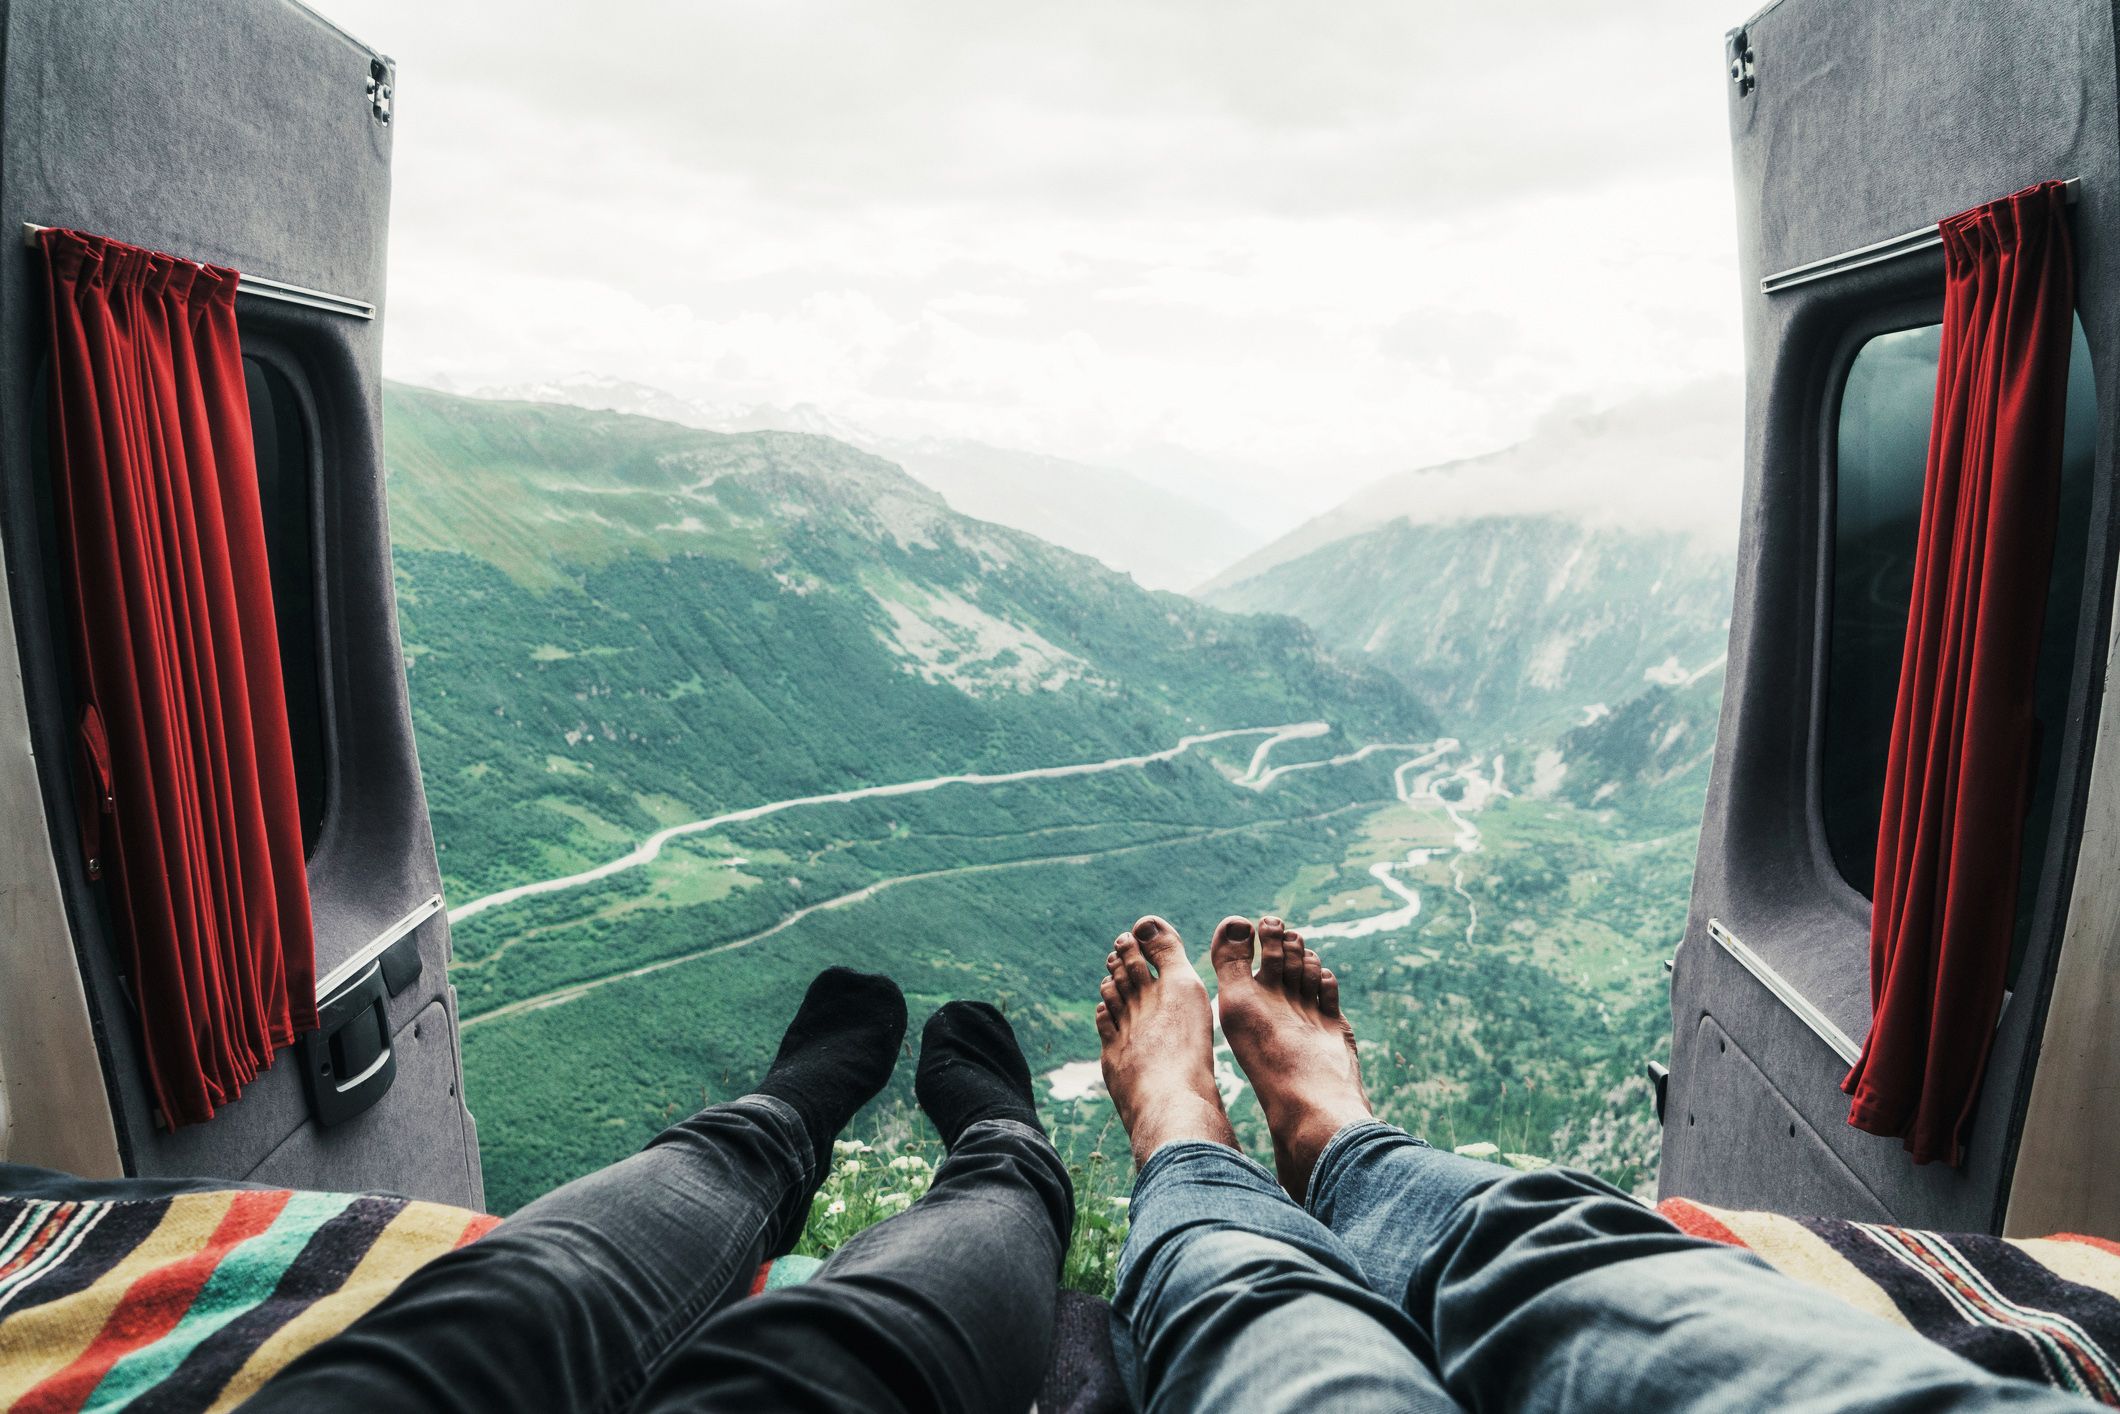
top-left (0, 0), bottom-right (481, 1207)
top-left (1659, 0), bottom-right (2120, 1234)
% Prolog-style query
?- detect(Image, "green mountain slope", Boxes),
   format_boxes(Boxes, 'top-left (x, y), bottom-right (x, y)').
top-left (383, 384), bottom-right (1434, 904)
top-left (1205, 515), bottom-right (1732, 740)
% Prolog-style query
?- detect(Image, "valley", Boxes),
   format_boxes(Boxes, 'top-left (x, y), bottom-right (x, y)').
top-left (385, 383), bottom-right (1724, 1223)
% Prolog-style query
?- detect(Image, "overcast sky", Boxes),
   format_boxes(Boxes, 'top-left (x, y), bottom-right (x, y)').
top-left (329, 1), bottom-right (1752, 528)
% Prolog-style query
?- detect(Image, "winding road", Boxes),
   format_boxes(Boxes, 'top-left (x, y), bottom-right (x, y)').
top-left (450, 722), bottom-right (1329, 925)
top-left (450, 721), bottom-right (1504, 1038)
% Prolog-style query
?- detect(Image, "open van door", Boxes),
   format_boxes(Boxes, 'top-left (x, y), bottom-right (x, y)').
top-left (0, 0), bottom-right (481, 1207)
top-left (1659, 0), bottom-right (2120, 1234)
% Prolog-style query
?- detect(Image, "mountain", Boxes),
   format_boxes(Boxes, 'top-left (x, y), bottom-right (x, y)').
top-left (383, 383), bottom-right (1432, 904)
top-left (1201, 381), bottom-right (1742, 594)
top-left (1206, 514), bottom-right (1732, 740)
top-left (462, 377), bottom-right (1256, 591)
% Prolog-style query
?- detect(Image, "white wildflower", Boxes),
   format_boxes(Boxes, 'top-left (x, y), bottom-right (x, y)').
top-left (888, 1155), bottom-right (930, 1171)
top-left (1108, 1196), bottom-right (1131, 1210)
top-left (838, 1158), bottom-right (862, 1176)
top-left (826, 1199), bottom-right (846, 1216)
top-left (832, 1139), bottom-right (872, 1157)
top-left (878, 1192), bottom-right (913, 1211)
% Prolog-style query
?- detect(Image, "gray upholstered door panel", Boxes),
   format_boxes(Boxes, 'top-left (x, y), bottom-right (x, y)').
top-left (0, 0), bottom-right (481, 1206)
top-left (1661, 0), bottom-right (2120, 1231)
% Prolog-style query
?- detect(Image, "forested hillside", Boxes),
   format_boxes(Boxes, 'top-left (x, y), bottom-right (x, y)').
top-left (384, 384), bottom-right (1429, 904)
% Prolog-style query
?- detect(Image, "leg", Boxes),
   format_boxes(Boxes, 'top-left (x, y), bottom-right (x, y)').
top-left (1212, 912), bottom-right (1498, 1301)
top-left (1114, 1139), bottom-right (1459, 1413)
top-left (244, 969), bottom-right (905, 1414)
top-left (1100, 916), bottom-right (1459, 1413)
top-left (1404, 1166), bottom-right (2101, 1414)
top-left (633, 1004), bottom-right (1073, 1414)
top-left (1220, 927), bottom-right (2097, 1413)
top-left (1308, 1125), bottom-right (1504, 1307)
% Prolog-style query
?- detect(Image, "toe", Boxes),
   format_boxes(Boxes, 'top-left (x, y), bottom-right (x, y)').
top-left (1209, 915), bottom-right (1256, 984)
top-left (1319, 967), bottom-right (1342, 1018)
top-left (1114, 932), bottom-right (1153, 990)
top-left (1133, 915), bottom-right (1188, 973)
top-left (1106, 950), bottom-right (1123, 982)
top-left (1095, 1002), bottom-right (1117, 1043)
top-left (1257, 915), bottom-right (1286, 984)
top-left (1280, 931), bottom-right (1307, 996)
top-left (1100, 974), bottom-right (1123, 1013)
top-left (1301, 945), bottom-right (1323, 1003)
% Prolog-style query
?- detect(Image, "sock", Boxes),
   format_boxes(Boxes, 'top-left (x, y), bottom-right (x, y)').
top-left (915, 1001), bottom-right (1043, 1147)
top-left (755, 967), bottom-right (907, 1176)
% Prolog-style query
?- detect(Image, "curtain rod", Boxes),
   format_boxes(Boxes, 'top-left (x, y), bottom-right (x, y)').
top-left (20, 223), bottom-right (375, 321)
top-left (1761, 177), bottom-right (2082, 296)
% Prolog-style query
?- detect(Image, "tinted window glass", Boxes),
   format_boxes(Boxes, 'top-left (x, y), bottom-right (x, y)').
top-left (1823, 317), bottom-right (2096, 975)
top-left (245, 357), bottom-right (327, 854)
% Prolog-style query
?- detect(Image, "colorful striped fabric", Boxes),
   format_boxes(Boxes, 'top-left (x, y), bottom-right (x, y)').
top-left (1662, 1198), bottom-right (2120, 1405)
top-left (0, 1187), bottom-right (497, 1413)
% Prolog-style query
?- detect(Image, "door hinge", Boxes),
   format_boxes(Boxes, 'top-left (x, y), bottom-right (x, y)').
top-left (367, 57), bottom-right (394, 125)
top-left (1728, 28), bottom-right (1757, 98)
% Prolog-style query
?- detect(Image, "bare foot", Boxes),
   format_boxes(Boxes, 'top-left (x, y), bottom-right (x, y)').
top-left (1211, 914), bottom-right (1370, 1199)
top-left (1096, 915), bottom-right (1238, 1167)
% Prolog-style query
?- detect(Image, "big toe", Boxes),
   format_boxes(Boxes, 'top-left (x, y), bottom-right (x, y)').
top-left (1133, 914), bottom-right (1190, 973)
top-left (1209, 915), bottom-right (1256, 982)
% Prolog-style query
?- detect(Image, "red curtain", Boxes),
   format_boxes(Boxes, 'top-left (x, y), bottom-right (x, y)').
top-left (1843, 181), bottom-right (2076, 1165)
top-left (41, 229), bottom-right (317, 1129)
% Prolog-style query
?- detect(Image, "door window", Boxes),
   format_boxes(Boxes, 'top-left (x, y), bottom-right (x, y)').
top-left (244, 356), bottom-right (328, 854)
top-left (1822, 316), bottom-right (2096, 976)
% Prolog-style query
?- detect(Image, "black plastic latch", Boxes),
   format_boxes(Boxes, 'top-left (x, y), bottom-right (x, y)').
top-left (301, 961), bottom-right (396, 1127)
top-left (379, 927), bottom-right (424, 996)
top-left (1645, 1060), bottom-right (1670, 1126)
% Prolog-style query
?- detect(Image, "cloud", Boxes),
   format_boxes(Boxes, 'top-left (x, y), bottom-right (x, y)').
top-left (332, 0), bottom-right (1755, 524)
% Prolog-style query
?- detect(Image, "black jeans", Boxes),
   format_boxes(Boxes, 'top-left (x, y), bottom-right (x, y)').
top-left (242, 1096), bottom-right (1074, 1413)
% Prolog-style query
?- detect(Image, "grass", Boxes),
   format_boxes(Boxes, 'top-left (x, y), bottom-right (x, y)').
top-left (793, 1116), bottom-right (1134, 1298)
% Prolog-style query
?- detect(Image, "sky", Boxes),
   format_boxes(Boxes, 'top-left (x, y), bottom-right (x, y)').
top-left (328, 1), bottom-right (1754, 531)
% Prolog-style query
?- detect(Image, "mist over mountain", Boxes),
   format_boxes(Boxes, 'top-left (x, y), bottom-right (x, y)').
top-left (461, 375), bottom-right (1255, 592)
top-left (1203, 380), bottom-right (1742, 596)
top-left (866, 437), bottom-right (1261, 592)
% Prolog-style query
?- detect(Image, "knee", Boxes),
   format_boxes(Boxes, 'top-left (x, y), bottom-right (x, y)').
top-left (935, 1121), bottom-right (1075, 1240)
top-left (1119, 1226), bottom-right (1346, 1325)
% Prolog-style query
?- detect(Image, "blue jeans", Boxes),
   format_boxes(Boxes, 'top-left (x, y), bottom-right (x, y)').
top-left (1113, 1122), bottom-right (2097, 1412)
top-left (246, 1097), bottom-right (1072, 1413)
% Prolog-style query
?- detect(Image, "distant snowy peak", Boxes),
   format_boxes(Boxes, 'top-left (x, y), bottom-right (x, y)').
top-left (469, 374), bottom-right (741, 431)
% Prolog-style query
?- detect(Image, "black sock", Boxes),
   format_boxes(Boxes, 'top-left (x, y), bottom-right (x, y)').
top-left (915, 1001), bottom-right (1043, 1147)
top-left (755, 967), bottom-right (907, 1176)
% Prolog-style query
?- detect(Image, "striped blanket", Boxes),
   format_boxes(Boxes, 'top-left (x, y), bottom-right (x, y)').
top-left (0, 1185), bottom-right (496, 1413)
top-left (1661, 1198), bottom-right (2120, 1405)
top-left (10, 1178), bottom-right (2120, 1411)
